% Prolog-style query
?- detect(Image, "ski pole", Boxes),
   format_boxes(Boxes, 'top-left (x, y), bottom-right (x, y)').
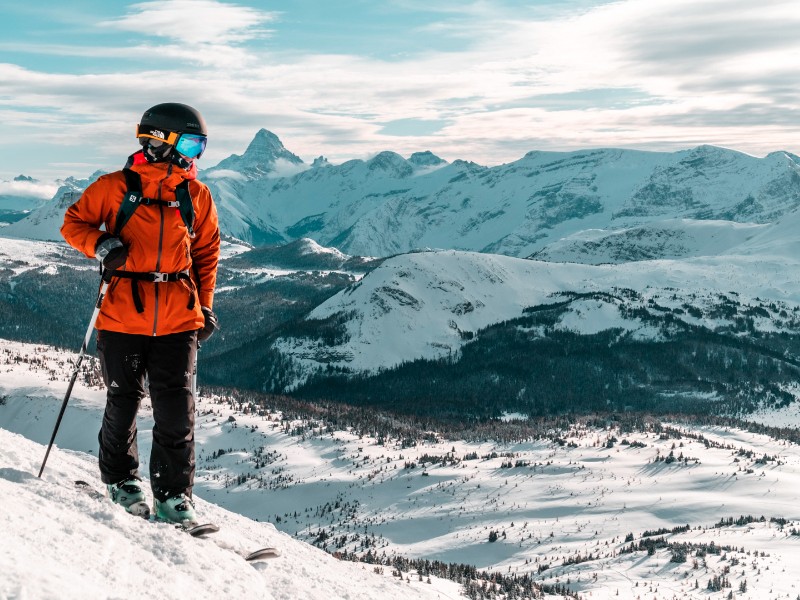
top-left (192, 342), bottom-right (198, 402)
top-left (38, 271), bottom-right (112, 478)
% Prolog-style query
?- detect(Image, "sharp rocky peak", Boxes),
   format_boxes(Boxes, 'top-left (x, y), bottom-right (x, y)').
top-left (245, 129), bottom-right (300, 161)
top-left (211, 129), bottom-right (305, 176)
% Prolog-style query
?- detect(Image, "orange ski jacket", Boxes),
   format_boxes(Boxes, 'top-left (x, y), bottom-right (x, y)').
top-left (61, 152), bottom-right (220, 336)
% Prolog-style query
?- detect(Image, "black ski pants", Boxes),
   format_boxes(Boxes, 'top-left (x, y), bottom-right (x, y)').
top-left (96, 329), bottom-right (197, 501)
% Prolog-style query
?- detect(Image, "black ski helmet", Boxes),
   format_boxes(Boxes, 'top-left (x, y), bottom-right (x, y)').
top-left (136, 103), bottom-right (207, 164)
top-left (138, 102), bottom-right (207, 138)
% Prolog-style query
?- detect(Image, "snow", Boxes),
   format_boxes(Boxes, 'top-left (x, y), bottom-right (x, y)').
top-left (0, 237), bottom-right (90, 275)
top-left (4, 338), bottom-right (800, 598)
top-left (0, 430), bottom-right (462, 600)
top-left (297, 237), bottom-right (349, 260)
top-left (535, 218), bottom-right (768, 264)
top-left (218, 239), bottom-right (255, 259)
top-left (0, 342), bottom-right (460, 600)
top-left (275, 249), bottom-right (800, 387)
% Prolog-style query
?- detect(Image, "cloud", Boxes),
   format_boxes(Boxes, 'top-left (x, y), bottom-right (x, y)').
top-left (0, 180), bottom-right (59, 199)
top-left (102, 0), bottom-right (277, 45)
top-left (94, 0), bottom-right (278, 69)
top-left (202, 169), bottom-right (247, 181)
top-left (267, 158), bottom-right (310, 179)
top-left (5, 0), bottom-right (800, 179)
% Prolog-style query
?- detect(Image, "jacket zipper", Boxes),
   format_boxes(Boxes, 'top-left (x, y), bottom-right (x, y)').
top-left (152, 164), bottom-right (171, 336)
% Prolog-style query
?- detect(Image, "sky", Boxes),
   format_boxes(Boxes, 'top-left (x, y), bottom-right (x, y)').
top-left (2, 0), bottom-right (800, 185)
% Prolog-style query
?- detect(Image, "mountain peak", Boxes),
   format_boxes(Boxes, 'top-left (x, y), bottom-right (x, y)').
top-left (312, 155), bottom-right (331, 168)
top-left (408, 151), bottom-right (446, 168)
top-left (242, 129), bottom-right (303, 164)
top-left (246, 128), bottom-right (286, 154)
top-left (210, 129), bottom-right (305, 177)
top-left (366, 151), bottom-right (412, 177)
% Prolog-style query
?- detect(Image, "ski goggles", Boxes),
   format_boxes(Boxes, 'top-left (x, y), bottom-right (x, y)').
top-left (174, 133), bottom-right (207, 159)
top-left (136, 126), bottom-right (207, 159)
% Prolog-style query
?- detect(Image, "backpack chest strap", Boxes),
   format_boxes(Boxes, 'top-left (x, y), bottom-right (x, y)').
top-left (116, 169), bottom-right (195, 237)
top-left (129, 195), bottom-right (181, 208)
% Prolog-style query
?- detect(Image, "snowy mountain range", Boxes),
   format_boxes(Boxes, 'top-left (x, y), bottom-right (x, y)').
top-left (6, 131), bottom-right (800, 260)
top-left (201, 140), bottom-right (800, 258)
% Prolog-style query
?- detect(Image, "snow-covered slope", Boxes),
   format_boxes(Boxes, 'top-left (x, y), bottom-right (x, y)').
top-left (272, 249), bottom-right (800, 386)
top-left (5, 339), bottom-right (800, 600)
top-left (0, 339), bottom-right (459, 600)
top-left (0, 236), bottom-right (89, 272)
top-left (723, 204), bottom-right (800, 259)
top-left (2, 174), bottom-right (99, 242)
top-left (0, 431), bottom-right (457, 600)
top-left (530, 219), bottom-right (767, 264)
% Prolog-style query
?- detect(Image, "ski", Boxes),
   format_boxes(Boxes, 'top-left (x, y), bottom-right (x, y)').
top-left (75, 479), bottom-right (105, 501)
top-left (73, 480), bottom-right (276, 560)
top-left (181, 522), bottom-right (219, 537)
top-left (245, 547), bottom-right (280, 562)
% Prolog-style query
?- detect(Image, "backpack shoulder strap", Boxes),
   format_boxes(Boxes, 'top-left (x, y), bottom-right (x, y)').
top-left (175, 179), bottom-right (196, 238)
top-left (115, 169), bottom-right (196, 238)
top-left (115, 169), bottom-right (143, 236)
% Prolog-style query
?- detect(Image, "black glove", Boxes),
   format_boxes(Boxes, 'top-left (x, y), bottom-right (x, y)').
top-left (198, 306), bottom-right (219, 342)
top-left (95, 234), bottom-right (128, 271)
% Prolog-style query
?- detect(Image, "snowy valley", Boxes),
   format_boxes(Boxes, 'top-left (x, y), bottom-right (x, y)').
top-left (3, 340), bottom-right (800, 599)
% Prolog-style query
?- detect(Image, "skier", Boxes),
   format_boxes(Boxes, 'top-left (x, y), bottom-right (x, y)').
top-left (61, 102), bottom-right (220, 524)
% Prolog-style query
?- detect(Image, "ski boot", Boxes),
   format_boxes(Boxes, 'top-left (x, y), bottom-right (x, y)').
top-left (107, 478), bottom-right (150, 518)
top-left (154, 493), bottom-right (197, 525)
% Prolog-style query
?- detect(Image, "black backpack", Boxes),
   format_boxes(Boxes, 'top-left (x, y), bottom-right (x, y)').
top-left (115, 168), bottom-right (195, 237)
top-left (108, 168), bottom-right (197, 313)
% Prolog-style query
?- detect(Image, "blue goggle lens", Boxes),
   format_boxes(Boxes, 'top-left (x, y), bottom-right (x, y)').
top-left (175, 133), bottom-right (207, 159)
